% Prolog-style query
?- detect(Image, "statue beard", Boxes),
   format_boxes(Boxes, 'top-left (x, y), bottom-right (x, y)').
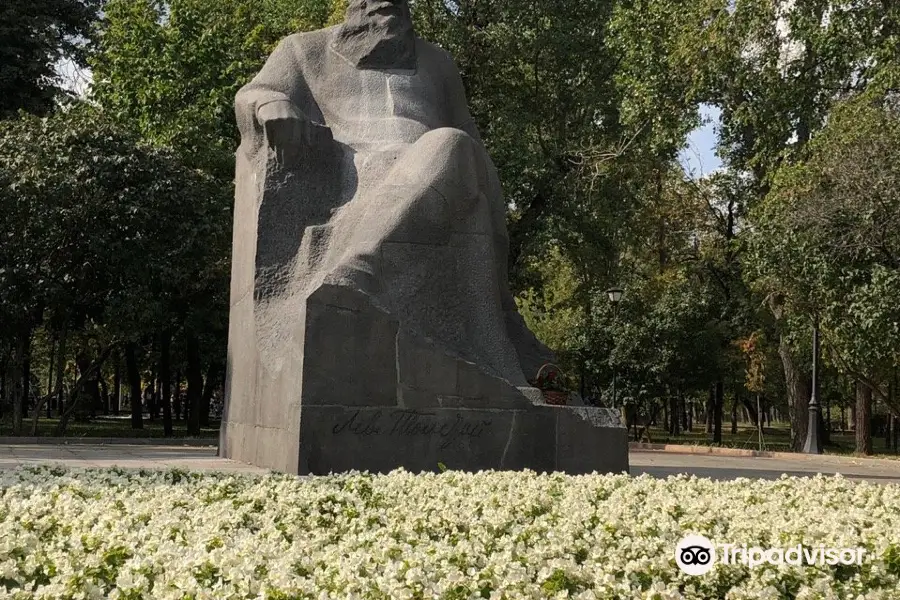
top-left (335, 2), bottom-right (416, 71)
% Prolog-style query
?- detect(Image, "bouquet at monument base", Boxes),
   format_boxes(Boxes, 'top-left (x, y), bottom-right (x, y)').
top-left (530, 364), bottom-right (570, 406)
top-left (1, 466), bottom-right (899, 600)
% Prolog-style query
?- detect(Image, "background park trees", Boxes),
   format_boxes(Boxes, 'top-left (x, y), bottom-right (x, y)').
top-left (0, 0), bottom-right (898, 453)
top-left (0, 105), bottom-right (225, 435)
top-left (0, 0), bottom-right (102, 118)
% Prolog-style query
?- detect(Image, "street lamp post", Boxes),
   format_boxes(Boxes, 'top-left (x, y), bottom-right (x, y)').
top-left (606, 288), bottom-right (623, 408)
top-left (802, 317), bottom-right (823, 454)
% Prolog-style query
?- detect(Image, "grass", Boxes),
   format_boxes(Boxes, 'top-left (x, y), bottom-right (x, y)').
top-left (0, 415), bottom-right (220, 439)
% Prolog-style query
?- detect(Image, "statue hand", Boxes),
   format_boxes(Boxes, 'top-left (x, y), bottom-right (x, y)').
top-left (258, 101), bottom-right (311, 166)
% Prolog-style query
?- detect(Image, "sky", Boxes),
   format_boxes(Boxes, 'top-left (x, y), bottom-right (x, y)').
top-left (58, 58), bottom-right (92, 97)
top-left (678, 104), bottom-right (723, 178)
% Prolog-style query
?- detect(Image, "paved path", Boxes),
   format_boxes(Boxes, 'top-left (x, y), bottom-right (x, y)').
top-left (0, 444), bottom-right (264, 474)
top-left (3, 445), bottom-right (900, 483)
top-left (629, 450), bottom-right (900, 484)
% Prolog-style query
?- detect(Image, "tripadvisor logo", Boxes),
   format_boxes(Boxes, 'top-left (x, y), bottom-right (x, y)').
top-left (676, 534), bottom-right (716, 575)
top-left (675, 534), bottom-right (867, 575)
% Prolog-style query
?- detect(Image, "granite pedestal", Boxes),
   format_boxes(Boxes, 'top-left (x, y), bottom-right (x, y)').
top-left (220, 284), bottom-right (628, 475)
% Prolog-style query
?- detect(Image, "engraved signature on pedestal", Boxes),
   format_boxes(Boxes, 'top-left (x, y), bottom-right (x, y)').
top-left (332, 409), bottom-right (492, 449)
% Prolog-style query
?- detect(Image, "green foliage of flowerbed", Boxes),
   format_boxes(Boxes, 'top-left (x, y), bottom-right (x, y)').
top-left (1, 467), bottom-right (899, 599)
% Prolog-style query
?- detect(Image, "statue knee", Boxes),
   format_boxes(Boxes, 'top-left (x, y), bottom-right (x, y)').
top-left (420, 127), bottom-right (473, 147)
top-left (416, 128), bottom-right (479, 168)
top-left (412, 127), bottom-right (486, 205)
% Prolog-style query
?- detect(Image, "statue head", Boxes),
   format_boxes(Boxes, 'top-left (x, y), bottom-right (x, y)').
top-left (336, 0), bottom-right (416, 70)
top-left (345, 0), bottom-right (412, 29)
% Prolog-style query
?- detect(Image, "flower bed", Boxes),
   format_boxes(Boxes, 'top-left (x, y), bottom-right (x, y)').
top-left (1, 467), bottom-right (899, 599)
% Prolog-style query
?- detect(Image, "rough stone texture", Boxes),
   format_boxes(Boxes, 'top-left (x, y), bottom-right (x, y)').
top-left (220, 0), bottom-right (628, 475)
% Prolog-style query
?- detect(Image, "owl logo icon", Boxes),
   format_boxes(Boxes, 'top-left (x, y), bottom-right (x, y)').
top-left (675, 534), bottom-right (716, 575)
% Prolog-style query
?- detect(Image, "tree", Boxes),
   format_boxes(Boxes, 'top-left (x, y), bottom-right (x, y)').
top-left (692, 0), bottom-right (900, 448)
top-left (91, 0), bottom-right (335, 176)
top-left (0, 0), bottom-right (102, 118)
top-left (0, 104), bottom-right (223, 433)
top-left (90, 0), bottom-right (329, 427)
top-left (748, 89), bottom-right (900, 430)
top-left (856, 382), bottom-right (873, 455)
top-left (408, 0), bottom-right (724, 406)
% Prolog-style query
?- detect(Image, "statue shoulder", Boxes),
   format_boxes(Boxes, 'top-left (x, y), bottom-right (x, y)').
top-left (278, 26), bottom-right (339, 64)
top-left (416, 38), bottom-right (459, 70)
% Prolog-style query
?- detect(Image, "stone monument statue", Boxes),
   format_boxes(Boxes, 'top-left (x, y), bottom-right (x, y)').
top-left (220, 0), bottom-right (628, 475)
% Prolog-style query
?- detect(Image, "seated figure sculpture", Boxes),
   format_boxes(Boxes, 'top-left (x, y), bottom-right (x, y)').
top-left (220, 0), bottom-right (628, 475)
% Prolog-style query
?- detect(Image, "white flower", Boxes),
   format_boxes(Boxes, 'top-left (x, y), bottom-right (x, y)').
top-left (0, 467), bottom-right (897, 599)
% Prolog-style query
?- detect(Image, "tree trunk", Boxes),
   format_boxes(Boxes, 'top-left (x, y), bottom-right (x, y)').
top-left (74, 351), bottom-right (100, 421)
top-left (778, 335), bottom-right (809, 451)
top-left (713, 380), bottom-right (724, 443)
top-left (143, 383), bottom-right (153, 420)
top-left (705, 387), bottom-right (714, 434)
top-left (630, 406), bottom-right (638, 441)
top-left (125, 342), bottom-right (143, 430)
top-left (32, 326), bottom-right (66, 435)
top-left (160, 331), bottom-right (173, 437)
top-left (894, 415), bottom-right (900, 454)
top-left (100, 375), bottom-right (109, 416)
top-left (662, 396), bottom-right (669, 432)
top-left (579, 355), bottom-right (586, 400)
top-left (731, 387), bottom-right (739, 434)
top-left (756, 395), bottom-right (764, 448)
top-left (76, 353), bottom-right (91, 419)
top-left (0, 368), bottom-right (6, 419)
top-left (148, 373), bottom-right (159, 421)
top-left (55, 326), bottom-right (67, 419)
top-left (173, 371), bottom-right (183, 421)
top-left (21, 333), bottom-right (32, 431)
top-left (154, 373), bottom-right (163, 421)
top-left (668, 396), bottom-right (679, 436)
top-left (741, 396), bottom-right (759, 425)
top-left (856, 381), bottom-right (873, 455)
top-left (186, 333), bottom-right (203, 436)
top-left (46, 338), bottom-right (55, 418)
top-left (112, 354), bottom-right (121, 416)
top-left (11, 354), bottom-right (21, 435)
top-left (11, 326), bottom-right (31, 435)
top-left (886, 414), bottom-right (894, 452)
top-left (55, 348), bottom-right (112, 436)
top-left (200, 362), bottom-right (221, 429)
top-left (892, 378), bottom-right (899, 453)
top-left (687, 400), bottom-right (693, 432)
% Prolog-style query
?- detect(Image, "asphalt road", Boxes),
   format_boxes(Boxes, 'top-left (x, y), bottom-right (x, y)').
top-left (2, 444), bottom-right (900, 483)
